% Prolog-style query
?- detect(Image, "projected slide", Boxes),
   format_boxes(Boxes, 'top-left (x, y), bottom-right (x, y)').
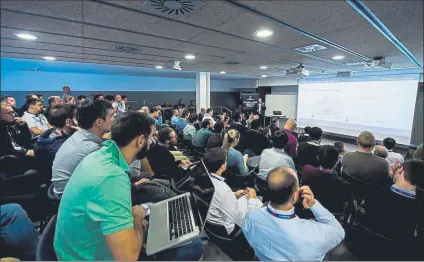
top-left (297, 75), bottom-right (419, 145)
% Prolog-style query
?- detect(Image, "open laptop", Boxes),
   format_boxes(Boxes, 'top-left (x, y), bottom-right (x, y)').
top-left (146, 159), bottom-right (215, 256)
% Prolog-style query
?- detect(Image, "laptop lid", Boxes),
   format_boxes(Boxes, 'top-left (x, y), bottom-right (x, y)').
top-left (189, 159), bottom-right (215, 232)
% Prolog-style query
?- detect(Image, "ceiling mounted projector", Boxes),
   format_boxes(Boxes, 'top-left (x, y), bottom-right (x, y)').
top-left (166, 60), bottom-right (182, 70)
top-left (286, 64), bottom-right (309, 77)
top-left (364, 57), bottom-right (393, 69)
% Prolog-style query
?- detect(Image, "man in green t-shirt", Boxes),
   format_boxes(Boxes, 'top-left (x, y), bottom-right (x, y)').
top-left (54, 112), bottom-right (204, 261)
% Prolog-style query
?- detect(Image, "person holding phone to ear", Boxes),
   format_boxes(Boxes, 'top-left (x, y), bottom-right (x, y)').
top-left (242, 166), bottom-right (345, 261)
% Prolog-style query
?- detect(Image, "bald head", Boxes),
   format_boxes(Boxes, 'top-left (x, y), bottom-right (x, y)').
top-left (267, 166), bottom-right (299, 205)
top-left (284, 119), bottom-right (297, 131)
top-left (373, 145), bottom-right (388, 159)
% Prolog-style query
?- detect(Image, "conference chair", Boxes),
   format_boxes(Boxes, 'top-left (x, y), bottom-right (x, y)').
top-left (36, 215), bottom-right (58, 261)
top-left (47, 183), bottom-right (60, 213)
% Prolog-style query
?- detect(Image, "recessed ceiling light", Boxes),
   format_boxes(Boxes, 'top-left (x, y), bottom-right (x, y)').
top-left (155, 65), bottom-right (163, 69)
top-left (254, 29), bottom-right (274, 38)
top-left (185, 54), bottom-right (195, 60)
top-left (42, 56), bottom-right (56, 61)
top-left (261, 75), bottom-right (267, 78)
top-left (332, 55), bottom-right (345, 60)
top-left (220, 71), bottom-right (226, 74)
top-left (260, 66), bottom-right (268, 69)
top-left (15, 33), bottom-right (37, 40)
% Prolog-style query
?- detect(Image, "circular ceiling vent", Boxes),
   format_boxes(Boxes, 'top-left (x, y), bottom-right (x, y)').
top-left (143, 0), bottom-right (205, 16)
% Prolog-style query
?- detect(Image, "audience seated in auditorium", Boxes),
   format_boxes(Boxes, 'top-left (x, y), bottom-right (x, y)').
top-left (206, 122), bottom-right (224, 150)
top-left (139, 106), bottom-right (149, 114)
top-left (121, 95), bottom-right (129, 111)
top-left (0, 204), bottom-right (38, 260)
top-left (198, 107), bottom-right (206, 123)
top-left (18, 94), bottom-right (38, 116)
top-left (373, 145), bottom-right (388, 159)
top-left (0, 104), bottom-right (33, 160)
top-left (358, 160), bottom-right (424, 247)
top-left (21, 98), bottom-right (52, 138)
top-left (295, 126), bottom-right (322, 168)
top-left (243, 166), bottom-right (345, 261)
top-left (195, 119), bottom-right (214, 148)
top-left (333, 141), bottom-right (346, 174)
top-left (92, 93), bottom-right (104, 101)
top-left (258, 130), bottom-right (295, 180)
top-left (34, 104), bottom-right (77, 175)
top-left (223, 129), bottom-right (248, 176)
top-left (176, 109), bottom-right (190, 133)
top-left (54, 112), bottom-right (203, 261)
top-left (283, 119), bottom-right (298, 157)
top-left (205, 148), bottom-right (262, 236)
top-left (414, 143), bottom-right (424, 161)
top-left (1, 96), bottom-right (17, 113)
top-left (177, 98), bottom-right (185, 109)
top-left (301, 145), bottom-right (351, 214)
top-left (51, 100), bottom-right (114, 196)
top-left (146, 127), bottom-right (190, 180)
top-left (43, 96), bottom-right (63, 121)
top-left (383, 137), bottom-right (404, 168)
top-left (60, 85), bottom-right (71, 101)
top-left (182, 113), bottom-right (198, 143)
top-left (229, 112), bottom-right (248, 136)
top-left (202, 108), bottom-right (215, 125)
top-left (77, 95), bottom-right (86, 105)
top-left (242, 119), bottom-right (271, 157)
top-left (171, 109), bottom-right (179, 125)
top-left (342, 131), bottom-right (389, 185)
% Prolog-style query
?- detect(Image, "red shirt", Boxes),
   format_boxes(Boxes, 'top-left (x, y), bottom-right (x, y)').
top-left (284, 129), bottom-right (298, 157)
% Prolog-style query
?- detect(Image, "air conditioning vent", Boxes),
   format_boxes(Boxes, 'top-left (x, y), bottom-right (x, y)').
top-left (225, 61), bottom-right (240, 65)
top-left (294, 44), bottom-right (327, 53)
top-left (113, 45), bottom-right (140, 53)
top-left (142, 0), bottom-right (205, 16)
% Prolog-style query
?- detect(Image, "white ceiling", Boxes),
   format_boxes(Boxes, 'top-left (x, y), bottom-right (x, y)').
top-left (1, 0), bottom-right (422, 78)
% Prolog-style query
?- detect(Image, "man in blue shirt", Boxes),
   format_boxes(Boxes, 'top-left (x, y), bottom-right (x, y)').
top-left (171, 109), bottom-right (179, 126)
top-left (243, 166), bottom-right (345, 261)
top-left (176, 109), bottom-right (189, 134)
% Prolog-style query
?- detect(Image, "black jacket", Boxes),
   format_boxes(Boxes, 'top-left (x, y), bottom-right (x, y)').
top-left (241, 129), bottom-right (271, 156)
top-left (229, 122), bottom-right (247, 136)
top-left (253, 103), bottom-right (266, 115)
top-left (146, 143), bottom-right (185, 180)
top-left (33, 128), bottom-right (71, 173)
top-left (0, 120), bottom-right (32, 158)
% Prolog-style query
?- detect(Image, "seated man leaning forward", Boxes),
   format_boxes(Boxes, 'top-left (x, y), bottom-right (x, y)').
top-left (54, 112), bottom-right (203, 261)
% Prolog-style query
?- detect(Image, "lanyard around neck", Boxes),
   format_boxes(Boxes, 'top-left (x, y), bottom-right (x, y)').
top-left (266, 206), bottom-right (296, 219)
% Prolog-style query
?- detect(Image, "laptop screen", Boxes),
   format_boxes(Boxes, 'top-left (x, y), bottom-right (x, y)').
top-left (190, 159), bottom-right (215, 228)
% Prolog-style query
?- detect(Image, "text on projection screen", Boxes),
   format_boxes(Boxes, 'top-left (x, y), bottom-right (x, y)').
top-left (297, 76), bottom-right (419, 145)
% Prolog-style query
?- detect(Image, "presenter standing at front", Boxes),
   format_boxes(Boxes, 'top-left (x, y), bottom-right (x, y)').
top-left (254, 98), bottom-right (267, 127)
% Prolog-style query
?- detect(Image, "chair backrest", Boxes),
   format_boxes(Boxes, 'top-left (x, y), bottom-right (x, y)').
top-left (0, 170), bottom-right (42, 197)
top-left (36, 215), bottom-right (58, 261)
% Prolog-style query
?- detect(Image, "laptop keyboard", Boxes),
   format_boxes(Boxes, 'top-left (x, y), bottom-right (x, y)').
top-left (168, 196), bottom-right (194, 240)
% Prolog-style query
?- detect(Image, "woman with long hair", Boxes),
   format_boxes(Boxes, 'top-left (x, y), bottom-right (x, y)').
top-left (223, 129), bottom-right (248, 176)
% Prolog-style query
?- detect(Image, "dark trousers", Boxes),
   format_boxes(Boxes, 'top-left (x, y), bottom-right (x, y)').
top-left (259, 114), bottom-right (265, 127)
top-left (132, 179), bottom-right (177, 205)
top-left (138, 237), bottom-right (204, 261)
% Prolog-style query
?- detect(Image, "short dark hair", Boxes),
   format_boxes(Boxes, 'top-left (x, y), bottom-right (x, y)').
top-left (35, 94), bottom-right (43, 98)
top-left (48, 96), bottom-right (59, 106)
top-left (333, 141), bottom-right (345, 154)
top-left (318, 145), bottom-right (339, 169)
top-left (62, 86), bottom-right (70, 90)
top-left (188, 114), bottom-right (198, 123)
top-left (358, 131), bottom-right (375, 148)
top-left (77, 100), bottom-right (112, 129)
top-left (202, 119), bottom-right (211, 128)
top-left (373, 145), bottom-right (388, 159)
top-left (383, 137), bottom-right (396, 150)
top-left (27, 98), bottom-right (41, 106)
top-left (213, 122), bottom-right (224, 134)
top-left (403, 159), bottom-right (424, 186)
top-left (233, 112), bottom-right (242, 121)
top-left (92, 93), bottom-right (104, 100)
top-left (104, 95), bottom-right (114, 102)
top-left (181, 109), bottom-right (190, 118)
top-left (206, 108), bottom-right (213, 114)
top-left (150, 107), bottom-right (160, 114)
top-left (121, 95), bottom-right (127, 100)
top-left (267, 166), bottom-right (298, 205)
top-left (304, 126), bottom-right (311, 134)
top-left (250, 119), bottom-right (261, 129)
top-left (77, 95), bottom-right (86, 101)
top-left (272, 130), bottom-right (289, 149)
top-left (309, 127), bottom-right (322, 141)
top-left (49, 104), bottom-right (75, 128)
top-left (203, 147), bottom-right (227, 173)
top-left (111, 112), bottom-right (155, 147)
top-left (26, 94), bottom-right (37, 100)
top-left (157, 127), bottom-right (174, 143)
top-left (1, 96), bottom-right (10, 103)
